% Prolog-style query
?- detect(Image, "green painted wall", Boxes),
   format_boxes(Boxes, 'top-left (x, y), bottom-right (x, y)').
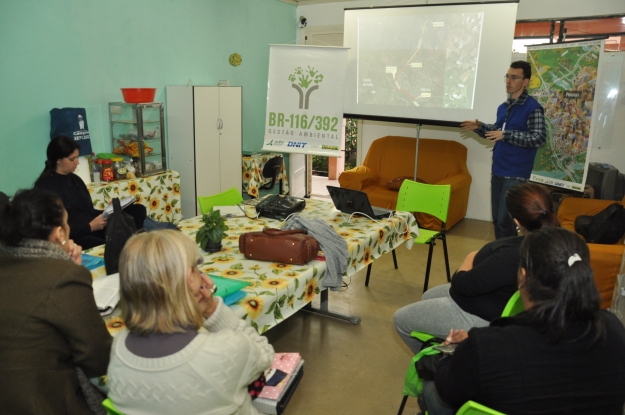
top-left (0, 0), bottom-right (295, 195)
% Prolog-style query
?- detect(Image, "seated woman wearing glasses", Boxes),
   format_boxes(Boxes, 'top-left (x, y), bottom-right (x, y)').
top-left (107, 230), bottom-right (274, 415)
top-left (394, 182), bottom-right (559, 353)
top-left (422, 227), bottom-right (625, 414)
top-left (0, 188), bottom-right (112, 414)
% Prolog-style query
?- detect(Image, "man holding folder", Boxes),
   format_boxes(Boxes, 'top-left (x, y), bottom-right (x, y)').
top-left (461, 61), bottom-right (546, 239)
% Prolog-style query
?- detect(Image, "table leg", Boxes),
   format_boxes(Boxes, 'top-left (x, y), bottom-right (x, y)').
top-left (302, 289), bottom-right (361, 324)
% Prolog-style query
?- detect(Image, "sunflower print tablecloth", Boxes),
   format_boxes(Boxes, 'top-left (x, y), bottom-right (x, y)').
top-left (242, 153), bottom-right (290, 198)
top-left (87, 170), bottom-right (182, 224)
top-left (88, 198), bottom-right (418, 334)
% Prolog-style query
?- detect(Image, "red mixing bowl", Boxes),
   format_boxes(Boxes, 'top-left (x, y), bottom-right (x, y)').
top-left (121, 88), bottom-right (156, 103)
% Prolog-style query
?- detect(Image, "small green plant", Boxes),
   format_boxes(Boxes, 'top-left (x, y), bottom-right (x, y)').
top-left (196, 210), bottom-right (229, 250)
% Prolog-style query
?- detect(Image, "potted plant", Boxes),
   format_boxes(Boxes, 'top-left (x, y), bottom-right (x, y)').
top-left (196, 210), bottom-right (229, 253)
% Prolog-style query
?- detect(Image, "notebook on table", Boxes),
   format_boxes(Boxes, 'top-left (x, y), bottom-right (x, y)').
top-left (326, 186), bottom-right (394, 219)
top-left (207, 275), bottom-right (251, 298)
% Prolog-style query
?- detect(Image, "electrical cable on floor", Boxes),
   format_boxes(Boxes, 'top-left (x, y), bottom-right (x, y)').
top-left (339, 276), bottom-right (352, 291)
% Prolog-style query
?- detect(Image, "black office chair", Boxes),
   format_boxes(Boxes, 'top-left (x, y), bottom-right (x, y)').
top-left (259, 156), bottom-right (284, 195)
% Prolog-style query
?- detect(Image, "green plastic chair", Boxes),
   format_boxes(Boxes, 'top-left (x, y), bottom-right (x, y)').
top-left (456, 400), bottom-right (506, 415)
top-left (397, 291), bottom-right (523, 415)
top-left (102, 398), bottom-right (125, 415)
top-left (393, 180), bottom-right (452, 292)
top-left (197, 187), bottom-right (243, 215)
top-left (501, 290), bottom-right (524, 317)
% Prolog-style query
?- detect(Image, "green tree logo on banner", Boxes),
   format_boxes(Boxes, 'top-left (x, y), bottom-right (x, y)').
top-left (288, 66), bottom-right (324, 109)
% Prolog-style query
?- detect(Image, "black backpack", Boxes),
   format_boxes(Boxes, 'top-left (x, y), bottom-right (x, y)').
top-left (104, 198), bottom-right (137, 274)
top-left (574, 203), bottom-right (625, 244)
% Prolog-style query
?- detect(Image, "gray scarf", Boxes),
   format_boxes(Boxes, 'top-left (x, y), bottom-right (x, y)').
top-left (0, 238), bottom-right (70, 260)
top-left (0, 239), bottom-right (106, 415)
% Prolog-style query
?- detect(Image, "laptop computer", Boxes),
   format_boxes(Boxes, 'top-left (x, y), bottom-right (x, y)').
top-left (326, 186), bottom-right (394, 219)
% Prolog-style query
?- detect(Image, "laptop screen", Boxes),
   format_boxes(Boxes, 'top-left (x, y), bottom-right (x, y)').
top-left (326, 186), bottom-right (379, 217)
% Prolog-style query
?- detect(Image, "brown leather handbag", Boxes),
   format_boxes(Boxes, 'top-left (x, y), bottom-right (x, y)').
top-left (239, 228), bottom-right (320, 265)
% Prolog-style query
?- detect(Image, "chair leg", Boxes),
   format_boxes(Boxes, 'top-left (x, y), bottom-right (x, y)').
top-left (423, 242), bottom-right (435, 293)
top-left (442, 236), bottom-right (451, 282)
top-left (397, 395), bottom-right (408, 415)
top-left (392, 248), bottom-right (398, 269)
top-left (365, 263), bottom-right (372, 286)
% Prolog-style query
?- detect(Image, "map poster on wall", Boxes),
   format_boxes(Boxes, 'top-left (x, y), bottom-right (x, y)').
top-left (527, 40), bottom-right (604, 192)
top-left (263, 45), bottom-right (348, 157)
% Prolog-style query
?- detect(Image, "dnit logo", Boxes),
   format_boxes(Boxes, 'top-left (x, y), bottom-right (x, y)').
top-left (287, 141), bottom-right (307, 148)
top-left (288, 66), bottom-right (324, 110)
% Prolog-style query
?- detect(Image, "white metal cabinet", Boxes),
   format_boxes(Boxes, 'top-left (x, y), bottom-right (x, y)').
top-left (166, 86), bottom-right (242, 219)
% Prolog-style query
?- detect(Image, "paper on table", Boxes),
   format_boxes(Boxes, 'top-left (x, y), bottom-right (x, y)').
top-left (213, 205), bottom-right (246, 217)
top-left (101, 196), bottom-right (137, 219)
top-left (92, 273), bottom-right (120, 316)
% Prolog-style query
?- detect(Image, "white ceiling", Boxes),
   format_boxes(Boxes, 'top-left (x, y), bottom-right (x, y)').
top-left (280, 0), bottom-right (477, 4)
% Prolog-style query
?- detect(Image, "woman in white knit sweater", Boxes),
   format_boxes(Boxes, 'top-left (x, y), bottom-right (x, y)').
top-left (107, 230), bottom-right (274, 415)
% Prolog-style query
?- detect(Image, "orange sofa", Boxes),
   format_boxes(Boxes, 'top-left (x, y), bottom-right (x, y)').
top-left (557, 196), bottom-right (625, 309)
top-left (338, 136), bottom-right (472, 230)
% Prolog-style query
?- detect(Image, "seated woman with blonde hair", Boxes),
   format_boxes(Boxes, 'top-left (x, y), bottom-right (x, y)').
top-left (107, 230), bottom-right (274, 415)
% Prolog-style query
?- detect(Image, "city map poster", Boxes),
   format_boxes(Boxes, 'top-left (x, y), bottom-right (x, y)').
top-left (263, 45), bottom-right (348, 157)
top-left (527, 40), bottom-right (604, 192)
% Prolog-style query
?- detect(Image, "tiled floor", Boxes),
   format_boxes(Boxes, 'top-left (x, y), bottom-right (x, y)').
top-left (263, 209), bottom-right (495, 414)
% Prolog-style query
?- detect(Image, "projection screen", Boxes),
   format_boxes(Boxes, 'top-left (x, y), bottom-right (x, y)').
top-left (343, 1), bottom-right (519, 127)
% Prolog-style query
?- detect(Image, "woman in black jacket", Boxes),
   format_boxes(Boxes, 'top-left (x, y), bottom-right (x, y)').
top-left (394, 182), bottom-right (559, 353)
top-left (423, 227), bottom-right (625, 415)
top-left (35, 136), bottom-right (145, 249)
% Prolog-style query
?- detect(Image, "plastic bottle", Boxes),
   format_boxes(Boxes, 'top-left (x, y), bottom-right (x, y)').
top-left (92, 154), bottom-right (101, 185)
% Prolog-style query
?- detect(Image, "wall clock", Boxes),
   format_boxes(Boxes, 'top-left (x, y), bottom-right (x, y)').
top-left (229, 53), bottom-right (242, 67)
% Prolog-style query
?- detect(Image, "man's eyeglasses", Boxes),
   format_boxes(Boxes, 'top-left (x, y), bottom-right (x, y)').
top-left (504, 75), bottom-right (524, 81)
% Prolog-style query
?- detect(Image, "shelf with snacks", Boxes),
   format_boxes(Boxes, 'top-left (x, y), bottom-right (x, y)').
top-left (109, 102), bottom-right (166, 177)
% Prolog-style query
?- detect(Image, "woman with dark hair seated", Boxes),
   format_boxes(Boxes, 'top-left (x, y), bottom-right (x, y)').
top-left (394, 182), bottom-right (560, 353)
top-left (422, 227), bottom-right (625, 415)
top-left (107, 230), bottom-right (274, 414)
top-left (0, 188), bottom-right (112, 414)
top-left (34, 136), bottom-right (146, 249)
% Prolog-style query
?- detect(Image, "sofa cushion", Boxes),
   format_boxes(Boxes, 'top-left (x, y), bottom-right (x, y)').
top-left (386, 176), bottom-right (425, 191)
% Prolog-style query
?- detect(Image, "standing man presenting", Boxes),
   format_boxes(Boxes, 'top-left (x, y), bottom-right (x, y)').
top-left (461, 61), bottom-right (546, 239)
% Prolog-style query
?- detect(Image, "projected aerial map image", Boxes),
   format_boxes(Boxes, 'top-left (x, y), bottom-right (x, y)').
top-left (357, 12), bottom-right (483, 108)
top-left (527, 42), bottom-right (600, 190)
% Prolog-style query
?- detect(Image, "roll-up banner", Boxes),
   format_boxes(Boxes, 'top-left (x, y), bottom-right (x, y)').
top-left (263, 45), bottom-right (348, 157)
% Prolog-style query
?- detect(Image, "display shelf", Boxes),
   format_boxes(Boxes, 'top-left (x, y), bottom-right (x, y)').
top-left (109, 102), bottom-right (166, 177)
